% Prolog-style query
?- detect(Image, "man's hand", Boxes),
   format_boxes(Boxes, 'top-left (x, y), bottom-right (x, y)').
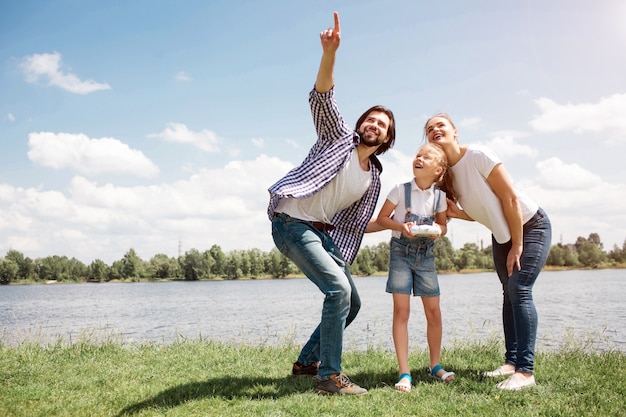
top-left (320, 11), bottom-right (341, 53)
top-left (315, 12), bottom-right (341, 93)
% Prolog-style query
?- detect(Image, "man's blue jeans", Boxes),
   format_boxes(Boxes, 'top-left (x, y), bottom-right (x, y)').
top-left (271, 213), bottom-right (361, 380)
top-left (492, 208), bottom-right (551, 374)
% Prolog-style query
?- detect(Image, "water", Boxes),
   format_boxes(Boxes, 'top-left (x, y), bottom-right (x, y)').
top-left (1, 269), bottom-right (624, 352)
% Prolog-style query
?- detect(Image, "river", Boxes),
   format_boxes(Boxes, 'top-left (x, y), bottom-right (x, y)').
top-left (1, 269), bottom-right (623, 352)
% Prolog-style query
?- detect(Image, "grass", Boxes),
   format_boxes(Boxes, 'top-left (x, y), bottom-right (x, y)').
top-left (1, 334), bottom-right (624, 417)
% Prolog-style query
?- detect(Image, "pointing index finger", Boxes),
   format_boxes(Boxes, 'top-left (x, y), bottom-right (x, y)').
top-left (334, 11), bottom-right (340, 34)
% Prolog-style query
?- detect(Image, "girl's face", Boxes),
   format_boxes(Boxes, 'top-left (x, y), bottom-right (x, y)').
top-left (425, 116), bottom-right (457, 145)
top-left (413, 146), bottom-right (444, 180)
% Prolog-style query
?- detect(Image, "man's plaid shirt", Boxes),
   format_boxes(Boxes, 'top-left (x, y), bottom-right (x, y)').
top-left (267, 87), bottom-right (382, 264)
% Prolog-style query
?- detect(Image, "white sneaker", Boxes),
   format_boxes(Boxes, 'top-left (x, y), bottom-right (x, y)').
top-left (496, 373), bottom-right (536, 391)
top-left (483, 365), bottom-right (515, 377)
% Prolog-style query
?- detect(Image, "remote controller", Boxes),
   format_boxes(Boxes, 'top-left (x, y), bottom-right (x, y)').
top-left (410, 224), bottom-right (440, 236)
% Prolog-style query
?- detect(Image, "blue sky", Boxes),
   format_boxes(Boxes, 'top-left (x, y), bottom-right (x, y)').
top-left (1, 0), bottom-right (625, 264)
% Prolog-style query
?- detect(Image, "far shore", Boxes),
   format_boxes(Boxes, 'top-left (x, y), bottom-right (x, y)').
top-left (7, 263), bottom-right (618, 285)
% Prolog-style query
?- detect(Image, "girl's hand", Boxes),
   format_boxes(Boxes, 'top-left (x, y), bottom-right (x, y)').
top-left (401, 222), bottom-right (414, 238)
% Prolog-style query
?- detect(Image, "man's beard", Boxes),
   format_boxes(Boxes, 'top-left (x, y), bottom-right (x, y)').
top-left (358, 130), bottom-right (384, 148)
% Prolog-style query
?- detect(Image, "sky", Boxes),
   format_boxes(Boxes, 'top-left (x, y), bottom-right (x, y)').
top-left (1, 0), bottom-right (625, 265)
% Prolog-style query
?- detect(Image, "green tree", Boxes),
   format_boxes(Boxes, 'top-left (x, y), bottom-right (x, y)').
top-left (351, 248), bottom-right (373, 276)
top-left (246, 248), bottom-right (264, 277)
top-left (265, 248), bottom-right (294, 278)
top-left (88, 259), bottom-right (110, 282)
top-left (577, 241), bottom-right (606, 268)
top-left (5, 250), bottom-right (35, 281)
top-left (574, 234), bottom-right (606, 268)
top-left (477, 245), bottom-right (494, 269)
top-left (202, 250), bottom-right (216, 279)
top-left (371, 241), bottom-right (390, 272)
top-left (209, 245), bottom-right (226, 277)
top-left (121, 248), bottom-right (144, 281)
top-left (224, 252), bottom-right (243, 279)
top-left (265, 248), bottom-right (280, 278)
top-left (149, 254), bottom-right (180, 280)
top-left (434, 237), bottom-right (455, 271)
top-left (109, 260), bottom-right (124, 281)
top-left (547, 244), bottom-right (567, 266)
top-left (35, 256), bottom-right (71, 282)
top-left (67, 258), bottom-right (88, 282)
top-left (587, 233), bottom-right (603, 250)
top-left (455, 243), bottom-right (481, 270)
top-left (607, 240), bottom-right (626, 264)
top-left (0, 258), bottom-right (19, 284)
top-left (238, 251), bottom-right (251, 276)
top-left (547, 244), bottom-right (579, 267)
top-left (180, 249), bottom-right (206, 281)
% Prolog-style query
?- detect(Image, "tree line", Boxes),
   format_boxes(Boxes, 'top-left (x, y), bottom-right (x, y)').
top-left (0, 233), bottom-right (624, 285)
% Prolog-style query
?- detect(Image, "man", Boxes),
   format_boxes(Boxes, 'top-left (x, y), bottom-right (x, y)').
top-left (268, 12), bottom-right (395, 395)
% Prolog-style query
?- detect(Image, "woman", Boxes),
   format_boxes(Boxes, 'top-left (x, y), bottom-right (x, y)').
top-left (425, 113), bottom-right (551, 391)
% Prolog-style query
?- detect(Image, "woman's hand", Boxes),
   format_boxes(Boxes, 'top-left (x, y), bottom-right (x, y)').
top-left (446, 198), bottom-right (473, 221)
top-left (507, 245), bottom-right (523, 276)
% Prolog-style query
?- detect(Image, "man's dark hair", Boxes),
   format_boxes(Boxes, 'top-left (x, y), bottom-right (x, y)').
top-left (354, 105), bottom-right (396, 155)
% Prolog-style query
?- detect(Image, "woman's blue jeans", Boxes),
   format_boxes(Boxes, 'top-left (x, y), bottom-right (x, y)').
top-left (271, 213), bottom-right (361, 380)
top-left (492, 208), bottom-right (551, 374)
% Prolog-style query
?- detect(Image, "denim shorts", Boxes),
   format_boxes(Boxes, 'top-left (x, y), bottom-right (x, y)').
top-left (386, 237), bottom-right (440, 296)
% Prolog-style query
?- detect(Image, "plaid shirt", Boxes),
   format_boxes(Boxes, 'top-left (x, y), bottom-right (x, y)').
top-left (267, 87), bottom-right (382, 264)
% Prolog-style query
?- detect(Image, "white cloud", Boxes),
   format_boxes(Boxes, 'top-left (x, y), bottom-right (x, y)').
top-left (535, 157), bottom-right (601, 190)
top-left (459, 117), bottom-right (481, 129)
top-left (251, 138), bottom-right (264, 148)
top-left (2, 150), bottom-right (625, 266)
top-left (148, 123), bottom-right (220, 152)
top-left (227, 147), bottom-right (242, 158)
top-left (286, 139), bottom-right (300, 148)
top-left (516, 168), bottom-right (626, 250)
top-left (27, 132), bottom-right (159, 178)
top-left (7, 113), bottom-right (15, 122)
top-left (0, 155), bottom-right (293, 263)
top-left (481, 134), bottom-right (538, 159)
top-left (530, 94), bottom-right (626, 143)
top-left (19, 52), bottom-right (111, 94)
top-left (175, 71), bottom-right (191, 82)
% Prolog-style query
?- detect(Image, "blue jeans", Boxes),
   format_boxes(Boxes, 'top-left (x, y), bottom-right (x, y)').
top-left (386, 236), bottom-right (439, 296)
top-left (271, 213), bottom-right (361, 380)
top-left (492, 208), bottom-right (551, 374)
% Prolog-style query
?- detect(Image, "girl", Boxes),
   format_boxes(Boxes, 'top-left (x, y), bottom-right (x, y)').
top-left (425, 113), bottom-right (551, 391)
top-left (373, 143), bottom-right (456, 393)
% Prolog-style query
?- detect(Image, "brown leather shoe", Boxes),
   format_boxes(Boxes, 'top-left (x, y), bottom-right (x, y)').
top-left (316, 373), bottom-right (367, 395)
top-left (292, 361), bottom-right (319, 377)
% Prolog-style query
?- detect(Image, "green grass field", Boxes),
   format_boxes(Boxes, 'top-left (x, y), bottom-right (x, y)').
top-left (1, 334), bottom-right (624, 417)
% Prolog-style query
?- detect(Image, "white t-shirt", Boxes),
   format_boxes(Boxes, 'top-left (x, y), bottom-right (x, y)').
top-left (275, 151), bottom-right (371, 223)
top-left (452, 144), bottom-right (538, 244)
top-left (385, 181), bottom-right (447, 239)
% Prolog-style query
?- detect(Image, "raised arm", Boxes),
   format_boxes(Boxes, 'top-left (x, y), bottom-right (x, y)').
top-left (315, 12), bottom-right (341, 93)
